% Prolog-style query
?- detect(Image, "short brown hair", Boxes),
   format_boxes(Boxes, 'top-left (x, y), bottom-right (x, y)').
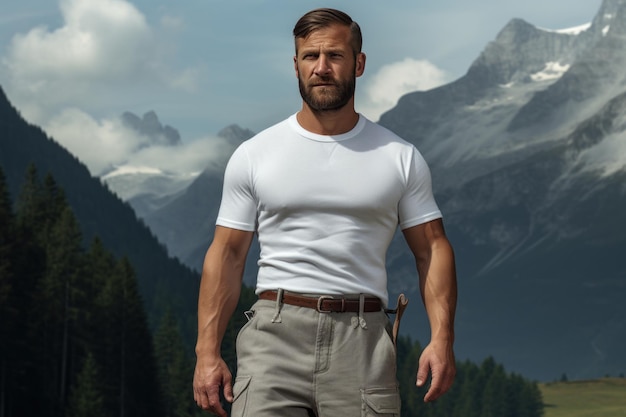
top-left (293, 8), bottom-right (362, 56)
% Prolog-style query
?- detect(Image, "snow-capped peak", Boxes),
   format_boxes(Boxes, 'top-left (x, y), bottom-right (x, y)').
top-left (102, 165), bottom-right (165, 180)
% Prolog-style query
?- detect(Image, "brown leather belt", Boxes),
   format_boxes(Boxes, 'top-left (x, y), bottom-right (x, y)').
top-left (259, 290), bottom-right (382, 313)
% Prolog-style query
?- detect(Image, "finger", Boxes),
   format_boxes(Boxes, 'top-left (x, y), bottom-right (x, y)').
top-left (207, 385), bottom-right (227, 417)
top-left (424, 379), bottom-right (442, 402)
top-left (193, 386), bottom-right (206, 409)
top-left (416, 358), bottom-right (430, 387)
top-left (424, 367), bottom-right (443, 402)
top-left (223, 378), bottom-right (234, 403)
top-left (426, 367), bottom-right (456, 402)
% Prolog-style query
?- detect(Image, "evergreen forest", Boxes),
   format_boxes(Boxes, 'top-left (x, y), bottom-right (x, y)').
top-left (0, 166), bottom-right (543, 417)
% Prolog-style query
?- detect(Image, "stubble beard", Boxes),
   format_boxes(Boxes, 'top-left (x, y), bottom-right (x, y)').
top-left (298, 74), bottom-right (356, 113)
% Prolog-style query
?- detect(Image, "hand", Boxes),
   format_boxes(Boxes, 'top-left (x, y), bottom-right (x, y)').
top-left (416, 340), bottom-right (456, 402)
top-left (193, 355), bottom-right (233, 417)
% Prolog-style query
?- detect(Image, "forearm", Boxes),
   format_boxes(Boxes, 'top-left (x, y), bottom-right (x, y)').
top-left (418, 236), bottom-right (457, 343)
top-left (195, 230), bottom-right (251, 358)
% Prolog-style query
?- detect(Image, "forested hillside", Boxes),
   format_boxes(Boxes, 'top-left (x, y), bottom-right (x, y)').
top-left (0, 167), bottom-right (543, 417)
top-left (0, 167), bottom-right (173, 416)
top-left (0, 86), bottom-right (200, 345)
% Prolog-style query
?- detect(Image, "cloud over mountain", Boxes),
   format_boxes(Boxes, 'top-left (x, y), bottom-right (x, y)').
top-left (358, 58), bottom-right (449, 121)
top-left (46, 109), bottom-right (234, 177)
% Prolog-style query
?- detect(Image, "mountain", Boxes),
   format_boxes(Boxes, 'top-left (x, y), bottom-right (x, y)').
top-left (139, 124), bottom-right (256, 271)
top-left (99, 110), bottom-right (196, 219)
top-left (126, 0), bottom-right (626, 381)
top-left (121, 110), bottom-right (181, 146)
top-left (0, 87), bottom-right (200, 344)
top-left (377, 0), bottom-right (626, 381)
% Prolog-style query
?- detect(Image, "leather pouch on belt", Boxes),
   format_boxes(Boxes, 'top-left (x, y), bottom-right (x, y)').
top-left (387, 294), bottom-right (409, 347)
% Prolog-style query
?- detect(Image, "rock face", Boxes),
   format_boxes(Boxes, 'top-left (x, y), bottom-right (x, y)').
top-left (122, 110), bottom-right (181, 146)
top-left (375, 0), bottom-right (626, 381)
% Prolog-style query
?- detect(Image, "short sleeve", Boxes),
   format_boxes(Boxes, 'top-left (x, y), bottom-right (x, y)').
top-left (398, 147), bottom-right (442, 230)
top-left (215, 145), bottom-right (258, 231)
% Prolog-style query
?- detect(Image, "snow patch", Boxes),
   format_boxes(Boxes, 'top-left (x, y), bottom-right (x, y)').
top-left (602, 25), bottom-right (610, 36)
top-left (541, 23), bottom-right (591, 35)
top-left (102, 165), bottom-right (165, 179)
top-left (556, 23), bottom-right (591, 35)
top-left (530, 62), bottom-right (570, 82)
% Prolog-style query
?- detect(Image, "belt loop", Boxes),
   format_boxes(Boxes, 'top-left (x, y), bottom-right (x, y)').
top-left (271, 288), bottom-right (284, 323)
top-left (358, 294), bottom-right (367, 330)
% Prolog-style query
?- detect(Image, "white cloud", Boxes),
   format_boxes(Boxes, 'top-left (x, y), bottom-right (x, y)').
top-left (357, 58), bottom-right (449, 121)
top-left (1, 0), bottom-right (198, 126)
top-left (45, 108), bottom-right (233, 177)
top-left (46, 108), bottom-right (148, 175)
top-left (5, 0), bottom-right (152, 88)
top-left (129, 137), bottom-right (232, 174)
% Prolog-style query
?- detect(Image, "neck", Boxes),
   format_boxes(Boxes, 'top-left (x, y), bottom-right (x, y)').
top-left (296, 102), bottom-right (359, 135)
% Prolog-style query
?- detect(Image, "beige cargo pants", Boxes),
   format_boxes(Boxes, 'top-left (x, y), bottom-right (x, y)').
top-left (231, 298), bottom-right (401, 417)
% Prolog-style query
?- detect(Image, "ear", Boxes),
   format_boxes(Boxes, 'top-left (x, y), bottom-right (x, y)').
top-left (294, 55), bottom-right (299, 78)
top-left (355, 52), bottom-right (366, 77)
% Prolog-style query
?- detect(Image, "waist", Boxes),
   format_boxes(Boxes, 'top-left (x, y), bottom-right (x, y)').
top-left (258, 290), bottom-right (382, 313)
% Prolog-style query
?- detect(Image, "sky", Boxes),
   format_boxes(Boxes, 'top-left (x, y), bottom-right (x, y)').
top-left (0, 0), bottom-right (603, 178)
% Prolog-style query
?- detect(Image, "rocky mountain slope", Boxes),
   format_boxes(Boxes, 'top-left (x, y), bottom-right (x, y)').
top-left (377, 0), bottom-right (626, 381)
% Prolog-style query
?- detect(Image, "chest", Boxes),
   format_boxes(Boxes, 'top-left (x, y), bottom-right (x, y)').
top-left (252, 141), bottom-right (405, 215)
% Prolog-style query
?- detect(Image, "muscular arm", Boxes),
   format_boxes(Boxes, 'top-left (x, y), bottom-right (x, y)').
top-left (403, 218), bottom-right (457, 402)
top-left (193, 226), bottom-right (254, 416)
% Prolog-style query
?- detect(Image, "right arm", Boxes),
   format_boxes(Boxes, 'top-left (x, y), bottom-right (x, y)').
top-left (193, 225), bottom-right (254, 416)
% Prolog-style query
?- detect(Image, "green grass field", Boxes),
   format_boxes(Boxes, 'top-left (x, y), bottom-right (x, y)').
top-left (540, 378), bottom-right (626, 417)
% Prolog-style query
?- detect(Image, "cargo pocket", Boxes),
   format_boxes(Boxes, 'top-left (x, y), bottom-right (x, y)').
top-left (361, 386), bottom-right (400, 417)
top-left (230, 375), bottom-right (252, 417)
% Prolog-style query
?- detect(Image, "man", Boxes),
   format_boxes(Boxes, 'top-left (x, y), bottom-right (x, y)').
top-left (193, 8), bottom-right (457, 417)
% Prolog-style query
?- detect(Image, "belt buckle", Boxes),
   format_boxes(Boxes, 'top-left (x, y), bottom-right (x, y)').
top-left (316, 295), bottom-right (338, 313)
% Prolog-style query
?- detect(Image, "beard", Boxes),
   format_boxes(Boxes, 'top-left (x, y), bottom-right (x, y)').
top-left (298, 74), bottom-right (356, 112)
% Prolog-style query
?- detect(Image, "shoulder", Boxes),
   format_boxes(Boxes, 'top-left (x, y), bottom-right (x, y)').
top-left (240, 116), bottom-right (292, 149)
top-left (358, 116), bottom-right (418, 156)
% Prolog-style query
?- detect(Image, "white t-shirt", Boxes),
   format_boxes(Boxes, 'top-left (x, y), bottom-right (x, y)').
top-left (216, 114), bottom-right (441, 306)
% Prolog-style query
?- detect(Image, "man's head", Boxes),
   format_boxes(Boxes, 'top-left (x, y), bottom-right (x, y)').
top-left (293, 9), bottom-right (365, 114)
top-left (293, 8), bottom-right (362, 58)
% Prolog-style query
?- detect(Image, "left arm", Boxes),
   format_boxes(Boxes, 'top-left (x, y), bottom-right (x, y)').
top-left (403, 218), bottom-right (457, 402)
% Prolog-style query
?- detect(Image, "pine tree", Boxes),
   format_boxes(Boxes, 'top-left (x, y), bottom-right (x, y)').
top-left (2, 167), bottom-right (47, 416)
top-left (67, 352), bottom-right (106, 417)
top-left (95, 257), bottom-right (164, 417)
top-left (481, 362), bottom-right (508, 417)
top-left (0, 167), bottom-right (12, 308)
top-left (154, 309), bottom-right (195, 417)
top-left (34, 202), bottom-right (85, 416)
top-left (453, 360), bottom-right (481, 417)
top-left (14, 164), bottom-right (45, 235)
top-left (0, 167), bottom-right (15, 417)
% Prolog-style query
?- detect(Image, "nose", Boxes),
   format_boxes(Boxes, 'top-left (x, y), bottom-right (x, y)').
top-left (314, 55), bottom-right (331, 76)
